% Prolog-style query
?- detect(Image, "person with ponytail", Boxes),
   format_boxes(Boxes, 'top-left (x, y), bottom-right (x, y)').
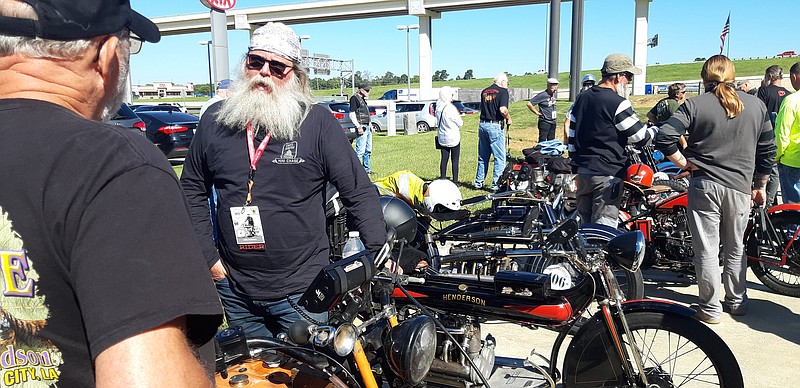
top-left (654, 55), bottom-right (776, 324)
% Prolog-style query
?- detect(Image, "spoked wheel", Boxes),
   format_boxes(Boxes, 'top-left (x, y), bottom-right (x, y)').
top-left (622, 312), bottom-right (743, 387)
top-left (564, 311), bottom-right (744, 387)
top-left (748, 213), bottom-right (800, 297)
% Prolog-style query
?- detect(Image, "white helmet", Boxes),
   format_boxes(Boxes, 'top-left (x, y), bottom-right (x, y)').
top-left (423, 179), bottom-right (462, 212)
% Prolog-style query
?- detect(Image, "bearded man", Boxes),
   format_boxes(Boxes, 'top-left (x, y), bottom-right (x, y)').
top-left (567, 53), bottom-right (657, 226)
top-left (181, 22), bottom-right (385, 339)
top-left (0, 0), bottom-right (223, 385)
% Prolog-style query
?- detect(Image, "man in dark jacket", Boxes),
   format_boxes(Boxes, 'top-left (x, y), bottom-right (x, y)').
top-left (567, 53), bottom-right (656, 226)
top-left (181, 22), bottom-right (386, 339)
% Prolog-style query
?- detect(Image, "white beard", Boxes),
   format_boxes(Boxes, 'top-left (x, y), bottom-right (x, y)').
top-left (616, 81), bottom-right (630, 99)
top-left (101, 46), bottom-right (130, 121)
top-left (216, 67), bottom-right (314, 141)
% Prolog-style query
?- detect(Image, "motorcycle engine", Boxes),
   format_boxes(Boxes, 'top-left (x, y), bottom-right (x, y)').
top-left (425, 315), bottom-right (496, 387)
top-left (652, 210), bottom-right (695, 271)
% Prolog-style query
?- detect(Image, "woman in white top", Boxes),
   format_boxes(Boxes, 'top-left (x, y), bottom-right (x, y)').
top-left (435, 86), bottom-right (464, 182)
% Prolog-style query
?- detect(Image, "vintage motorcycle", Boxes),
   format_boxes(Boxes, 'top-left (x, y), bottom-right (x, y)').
top-left (393, 218), bottom-right (744, 387)
top-left (620, 163), bottom-right (800, 297)
top-left (214, 230), bottom-right (438, 388)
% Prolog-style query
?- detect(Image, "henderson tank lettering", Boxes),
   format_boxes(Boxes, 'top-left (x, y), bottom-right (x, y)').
top-left (442, 293), bottom-right (487, 306)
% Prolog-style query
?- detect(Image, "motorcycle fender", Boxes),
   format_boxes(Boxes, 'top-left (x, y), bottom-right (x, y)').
top-left (767, 203), bottom-right (800, 216)
top-left (561, 301), bottom-right (694, 387)
top-left (620, 299), bottom-right (695, 317)
top-left (656, 191), bottom-right (687, 209)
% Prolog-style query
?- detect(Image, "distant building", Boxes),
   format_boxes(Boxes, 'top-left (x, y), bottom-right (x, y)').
top-left (133, 82), bottom-right (194, 99)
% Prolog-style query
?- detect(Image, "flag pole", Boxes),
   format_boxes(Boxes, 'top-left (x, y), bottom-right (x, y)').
top-left (726, 12), bottom-right (731, 57)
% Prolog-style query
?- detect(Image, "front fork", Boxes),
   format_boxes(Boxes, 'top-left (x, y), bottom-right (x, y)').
top-left (599, 265), bottom-right (652, 387)
top-left (351, 289), bottom-right (400, 388)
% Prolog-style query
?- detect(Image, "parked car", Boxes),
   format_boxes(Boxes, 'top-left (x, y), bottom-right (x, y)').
top-left (777, 50), bottom-right (797, 58)
top-left (317, 102), bottom-right (360, 143)
top-left (432, 100), bottom-right (477, 115)
top-left (320, 101), bottom-right (377, 120)
top-left (462, 101), bottom-right (481, 111)
top-left (108, 104), bottom-right (146, 136)
top-left (370, 100), bottom-right (437, 133)
top-left (135, 111), bottom-right (198, 159)
top-left (133, 104), bottom-right (185, 114)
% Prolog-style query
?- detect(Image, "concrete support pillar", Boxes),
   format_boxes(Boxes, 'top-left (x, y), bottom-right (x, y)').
top-left (568, 0), bottom-right (584, 102)
top-left (547, 0), bottom-right (561, 80)
top-left (418, 16), bottom-right (433, 101)
top-left (632, 0), bottom-right (651, 96)
top-left (210, 9), bottom-right (230, 85)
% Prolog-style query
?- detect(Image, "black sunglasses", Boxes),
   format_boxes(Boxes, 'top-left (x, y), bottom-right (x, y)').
top-left (623, 72), bottom-right (635, 81)
top-left (245, 53), bottom-right (294, 79)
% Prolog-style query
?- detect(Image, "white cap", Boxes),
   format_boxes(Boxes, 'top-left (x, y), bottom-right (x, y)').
top-left (348, 231), bottom-right (360, 237)
top-left (547, 78), bottom-right (559, 84)
top-left (248, 22), bottom-right (302, 63)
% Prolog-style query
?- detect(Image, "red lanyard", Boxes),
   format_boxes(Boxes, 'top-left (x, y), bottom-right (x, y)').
top-left (245, 122), bottom-right (271, 206)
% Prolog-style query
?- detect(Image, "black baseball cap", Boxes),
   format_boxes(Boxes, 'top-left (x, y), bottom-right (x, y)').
top-left (357, 83), bottom-right (371, 91)
top-left (0, 0), bottom-right (160, 43)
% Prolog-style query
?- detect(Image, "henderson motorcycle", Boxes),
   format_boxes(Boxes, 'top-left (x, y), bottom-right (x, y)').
top-left (392, 217), bottom-right (744, 387)
top-left (620, 163), bottom-right (800, 297)
top-left (413, 181), bottom-right (645, 300)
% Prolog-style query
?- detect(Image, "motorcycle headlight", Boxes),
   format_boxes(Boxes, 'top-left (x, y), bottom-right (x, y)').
top-left (383, 316), bottom-right (436, 385)
top-left (605, 231), bottom-right (645, 272)
top-left (333, 324), bottom-right (357, 357)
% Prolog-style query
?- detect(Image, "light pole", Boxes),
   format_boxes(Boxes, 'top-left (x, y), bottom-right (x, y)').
top-left (396, 24), bottom-right (419, 101)
top-left (199, 40), bottom-right (213, 96)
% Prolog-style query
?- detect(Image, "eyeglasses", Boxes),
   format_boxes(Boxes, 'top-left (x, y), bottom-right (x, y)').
top-left (130, 35), bottom-right (142, 55)
top-left (246, 53), bottom-right (295, 79)
top-left (623, 72), bottom-right (634, 81)
top-left (677, 90), bottom-right (686, 94)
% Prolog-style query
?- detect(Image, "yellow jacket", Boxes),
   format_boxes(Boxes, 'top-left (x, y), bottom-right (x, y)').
top-left (775, 92), bottom-right (800, 168)
top-left (373, 170), bottom-right (426, 206)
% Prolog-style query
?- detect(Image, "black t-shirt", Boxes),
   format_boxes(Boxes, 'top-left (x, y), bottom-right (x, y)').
top-left (0, 99), bottom-right (222, 386)
top-left (349, 94), bottom-right (370, 125)
top-left (181, 103), bottom-right (386, 299)
top-left (479, 84), bottom-right (509, 122)
top-left (757, 84), bottom-right (792, 114)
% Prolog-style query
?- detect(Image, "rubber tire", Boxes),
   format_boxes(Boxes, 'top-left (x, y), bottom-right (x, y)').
top-left (370, 122), bottom-right (381, 132)
top-left (417, 121), bottom-right (430, 132)
top-left (748, 213), bottom-right (800, 297)
top-left (565, 311), bottom-right (744, 387)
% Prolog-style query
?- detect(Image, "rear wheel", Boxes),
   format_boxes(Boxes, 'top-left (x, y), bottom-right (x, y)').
top-left (417, 121), bottom-right (430, 132)
top-left (565, 311), bottom-right (743, 387)
top-left (748, 213), bottom-right (800, 297)
top-left (371, 122), bottom-right (381, 132)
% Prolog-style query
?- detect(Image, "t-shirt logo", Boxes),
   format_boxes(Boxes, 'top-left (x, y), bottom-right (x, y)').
top-left (273, 141), bottom-right (305, 165)
top-left (778, 90), bottom-right (787, 97)
top-left (0, 208), bottom-right (63, 385)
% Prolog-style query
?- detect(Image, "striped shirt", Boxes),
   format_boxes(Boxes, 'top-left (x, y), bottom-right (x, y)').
top-left (568, 86), bottom-right (655, 177)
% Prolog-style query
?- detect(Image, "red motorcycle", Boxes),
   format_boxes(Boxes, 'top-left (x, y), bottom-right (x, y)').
top-left (620, 163), bottom-right (800, 297)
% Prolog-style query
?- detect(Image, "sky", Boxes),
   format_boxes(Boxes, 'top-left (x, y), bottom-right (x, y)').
top-left (128, 0), bottom-right (794, 86)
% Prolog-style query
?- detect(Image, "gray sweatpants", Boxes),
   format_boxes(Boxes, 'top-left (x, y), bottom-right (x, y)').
top-left (576, 174), bottom-right (623, 228)
top-left (686, 177), bottom-right (750, 319)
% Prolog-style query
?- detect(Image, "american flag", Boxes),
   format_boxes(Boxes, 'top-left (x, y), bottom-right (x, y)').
top-left (719, 13), bottom-right (730, 55)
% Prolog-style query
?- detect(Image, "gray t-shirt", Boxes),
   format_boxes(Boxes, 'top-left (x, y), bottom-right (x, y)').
top-left (529, 90), bottom-right (557, 124)
top-left (654, 91), bottom-right (776, 194)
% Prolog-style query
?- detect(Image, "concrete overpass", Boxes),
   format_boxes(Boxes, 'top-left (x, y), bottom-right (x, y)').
top-left (150, 0), bottom-right (653, 100)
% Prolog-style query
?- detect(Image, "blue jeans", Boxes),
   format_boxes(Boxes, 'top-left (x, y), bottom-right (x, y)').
top-left (474, 122), bottom-right (505, 189)
top-left (215, 278), bottom-right (327, 339)
top-left (355, 126), bottom-right (372, 172)
top-left (778, 163), bottom-right (800, 204)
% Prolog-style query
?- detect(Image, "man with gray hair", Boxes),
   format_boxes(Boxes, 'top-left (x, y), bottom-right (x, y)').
top-left (0, 0), bottom-right (223, 385)
top-left (475, 72), bottom-right (512, 191)
top-left (757, 65), bottom-right (790, 205)
top-left (568, 53), bottom-right (657, 226)
top-left (181, 22), bottom-right (385, 340)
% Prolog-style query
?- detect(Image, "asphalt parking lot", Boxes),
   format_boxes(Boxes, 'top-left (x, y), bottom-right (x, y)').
top-left (483, 269), bottom-right (800, 387)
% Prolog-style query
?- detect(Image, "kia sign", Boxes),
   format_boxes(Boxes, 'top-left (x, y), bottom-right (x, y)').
top-left (200, 0), bottom-right (236, 11)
